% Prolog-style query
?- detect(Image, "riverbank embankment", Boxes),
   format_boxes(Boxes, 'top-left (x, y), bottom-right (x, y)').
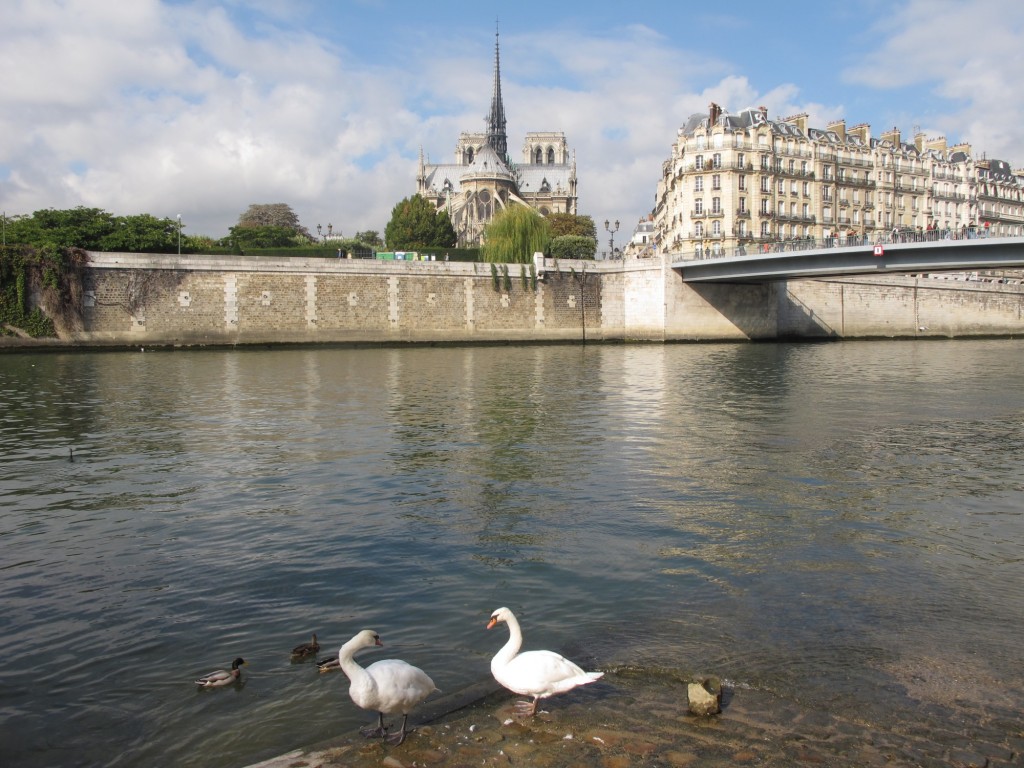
top-left (5, 251), bottom-right (1024, 349)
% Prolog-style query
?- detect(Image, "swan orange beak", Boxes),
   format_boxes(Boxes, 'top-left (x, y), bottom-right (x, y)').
top-left (486, 617), bottom-right (498, 630)
top-left (375, 638), bottom-right (384, 647)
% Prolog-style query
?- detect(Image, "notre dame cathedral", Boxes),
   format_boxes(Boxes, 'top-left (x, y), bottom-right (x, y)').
top-left (416, 30), bottom-right (578, 246)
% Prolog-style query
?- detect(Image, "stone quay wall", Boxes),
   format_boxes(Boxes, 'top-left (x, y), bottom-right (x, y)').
top-left (5, 251), bottom-right (1023, 349)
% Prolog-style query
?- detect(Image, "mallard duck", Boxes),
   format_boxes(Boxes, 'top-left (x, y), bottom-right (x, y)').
top-left (195, 657), bottom-right (247, 688)
top-left (291, 633), bottom-right (320, 659)
top-left (487, 607), bottom-right (602, 716)
top-left (316, 655), bottom-right (340, 673)
top-left (336, 629), bottom-right (439, 745)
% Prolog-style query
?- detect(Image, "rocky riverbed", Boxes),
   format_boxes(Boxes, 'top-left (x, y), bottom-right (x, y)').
top-left (248, 664), bottom-right (1023, 768)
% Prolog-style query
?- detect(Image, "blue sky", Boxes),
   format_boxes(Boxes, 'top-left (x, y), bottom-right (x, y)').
top-left (2, 0), bottom-right (1022, 240)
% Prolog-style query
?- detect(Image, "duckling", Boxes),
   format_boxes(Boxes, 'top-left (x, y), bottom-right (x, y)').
top-left (195, 657), bottom-right (247, 688)
top-left (291, 633), bottom-right (320, 659)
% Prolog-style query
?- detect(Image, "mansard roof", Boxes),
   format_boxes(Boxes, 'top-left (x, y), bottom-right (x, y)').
top-left (517, 165), bottom-right (574, 196)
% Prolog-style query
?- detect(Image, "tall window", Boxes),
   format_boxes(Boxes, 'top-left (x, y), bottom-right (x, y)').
top-left (694, 199), bottom-right (704, 214)
top-left (712, 197), bottom-right (722, 214)
top-left (738, 175), bottom-right (746, 191)
top-left (739, 198), bottom-right (747, 213)
top-left (695, 176), bottom-right (704, 192)
top-left (713, 153), bottom-right (722, 169)
top-left (712, 175), bottom-right (721, 190)
top-left (761, 177), bottom-right (770, 193)
top-left (761, 221), bottom-right (771, 236)
top-left (695, 221), bottom-right (704, 237)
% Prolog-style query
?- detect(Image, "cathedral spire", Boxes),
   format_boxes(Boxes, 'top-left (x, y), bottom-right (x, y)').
top-left (486, 23), bottom-right (508, 161)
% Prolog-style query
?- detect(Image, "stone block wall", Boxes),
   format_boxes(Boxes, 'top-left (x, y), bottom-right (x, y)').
top-left (6, 251), bottom-right (1021, 350)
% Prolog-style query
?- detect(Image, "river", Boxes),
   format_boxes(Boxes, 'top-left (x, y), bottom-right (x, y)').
top-left (1, 340), bottom-right (1022, 767)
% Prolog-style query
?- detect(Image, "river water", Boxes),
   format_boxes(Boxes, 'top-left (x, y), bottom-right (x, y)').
top-left (1, 340), bottom-right (1022, 767)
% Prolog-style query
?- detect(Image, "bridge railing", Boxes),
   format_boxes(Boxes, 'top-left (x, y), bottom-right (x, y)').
top-left (689, 225), bottom-right (997, 260)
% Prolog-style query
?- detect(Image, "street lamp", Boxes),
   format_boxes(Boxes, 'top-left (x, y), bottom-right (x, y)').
top-left (176, 214), bottom-right (181, 255)
top-left (604, 219), bottom-right (620, 259)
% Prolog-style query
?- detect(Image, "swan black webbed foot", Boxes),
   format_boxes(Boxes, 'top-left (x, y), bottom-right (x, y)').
top-left (514, 698), bottom-right (539, 716)
top-left (384, 715), bottom-right (412, 745)
top-left (359, 712), bottom-right (389, 739)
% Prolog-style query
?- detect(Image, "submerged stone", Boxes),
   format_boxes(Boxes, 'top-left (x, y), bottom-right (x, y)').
top-left (687, 676), bottom-right (722, 716)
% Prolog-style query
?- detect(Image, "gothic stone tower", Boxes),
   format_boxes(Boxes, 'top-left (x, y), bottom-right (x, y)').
top-left (416, 28), bottom-right (578, 246)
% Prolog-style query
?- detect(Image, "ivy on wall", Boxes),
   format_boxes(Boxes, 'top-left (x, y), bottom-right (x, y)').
top-left (0, 245), bottom-right (86, 338)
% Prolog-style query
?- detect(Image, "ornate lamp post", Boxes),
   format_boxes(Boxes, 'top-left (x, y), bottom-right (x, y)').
top-left (604, 219), bottom-right (620, 259)
top-left (317, 223), bottom-right (334, 242)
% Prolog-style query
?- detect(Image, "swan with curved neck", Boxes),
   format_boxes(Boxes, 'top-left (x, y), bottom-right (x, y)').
top-left (487, 607), bottom-right (603, 716)
top-left (337, 629), bottom-right (438, 745)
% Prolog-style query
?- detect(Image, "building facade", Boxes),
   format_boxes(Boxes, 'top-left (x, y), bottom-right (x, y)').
top-left (416, 32), bottom-right (577, 246)
top-left (653, 104), bottom-right (1024, 258)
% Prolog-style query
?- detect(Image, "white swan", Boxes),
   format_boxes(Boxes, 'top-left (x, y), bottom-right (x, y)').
top-left (336, 629), bottom-right (438, 745)
top-left (487, 607), bottom-right (603, 716)
top-left (195, 657), bottom-right (246, 688)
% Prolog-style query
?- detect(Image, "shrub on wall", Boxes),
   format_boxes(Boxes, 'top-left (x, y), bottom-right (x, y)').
top-left (548, 235), bottom-right (597, 260)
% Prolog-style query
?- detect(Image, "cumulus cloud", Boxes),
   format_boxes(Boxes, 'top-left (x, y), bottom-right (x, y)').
top-left (843, 0), bottom-right (1024, 159)
top-left (1, 0), bottom-right (1022, 241)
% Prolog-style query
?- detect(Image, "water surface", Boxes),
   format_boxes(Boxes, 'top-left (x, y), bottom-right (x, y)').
top-left (1, 340), bottom-right (1022, 766)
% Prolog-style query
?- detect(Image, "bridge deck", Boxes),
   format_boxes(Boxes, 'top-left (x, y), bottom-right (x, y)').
top-left (672, 235), bottom-right (1024, 283)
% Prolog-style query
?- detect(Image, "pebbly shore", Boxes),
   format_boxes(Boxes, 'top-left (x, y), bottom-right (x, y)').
top-left (246, 667), bottom-right (1022, 768)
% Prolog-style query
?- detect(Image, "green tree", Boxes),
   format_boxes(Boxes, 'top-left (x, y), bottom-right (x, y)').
top-left (227, 224), bottom-right (301, 250)
top-left (6, 207), bottom-right (115, 250)
top-left (236, 203), bottom-right (311, 240)
top-left (100, 214), bottom-right (182, 253)
top-left (355, 230), bottom-right (384, 247)
top-left (546, 212), bottom-right (597, 241)
top-left (481, 204), bottom-right (551, 264)
top-left (384, 195), bottom-right (457, 250)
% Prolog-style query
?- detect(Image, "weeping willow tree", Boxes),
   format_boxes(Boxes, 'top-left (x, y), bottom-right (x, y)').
top-left (481, 204), bottom-right (551, 264)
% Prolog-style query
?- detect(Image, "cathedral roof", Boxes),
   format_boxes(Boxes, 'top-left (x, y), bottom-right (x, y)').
top-left (517, 165), bottom-right (574, 196)
top-left (467, 143), bottom-right (514, 178)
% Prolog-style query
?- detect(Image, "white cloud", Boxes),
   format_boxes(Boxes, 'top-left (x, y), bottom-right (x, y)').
top-left (2, 0), bottom-right (1023, 243)
top-left (843, 0), bottom-right (1024, 159)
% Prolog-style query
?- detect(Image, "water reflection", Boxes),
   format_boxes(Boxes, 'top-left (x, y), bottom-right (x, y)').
top-left (1, 341), bottom-right (1023, 767)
